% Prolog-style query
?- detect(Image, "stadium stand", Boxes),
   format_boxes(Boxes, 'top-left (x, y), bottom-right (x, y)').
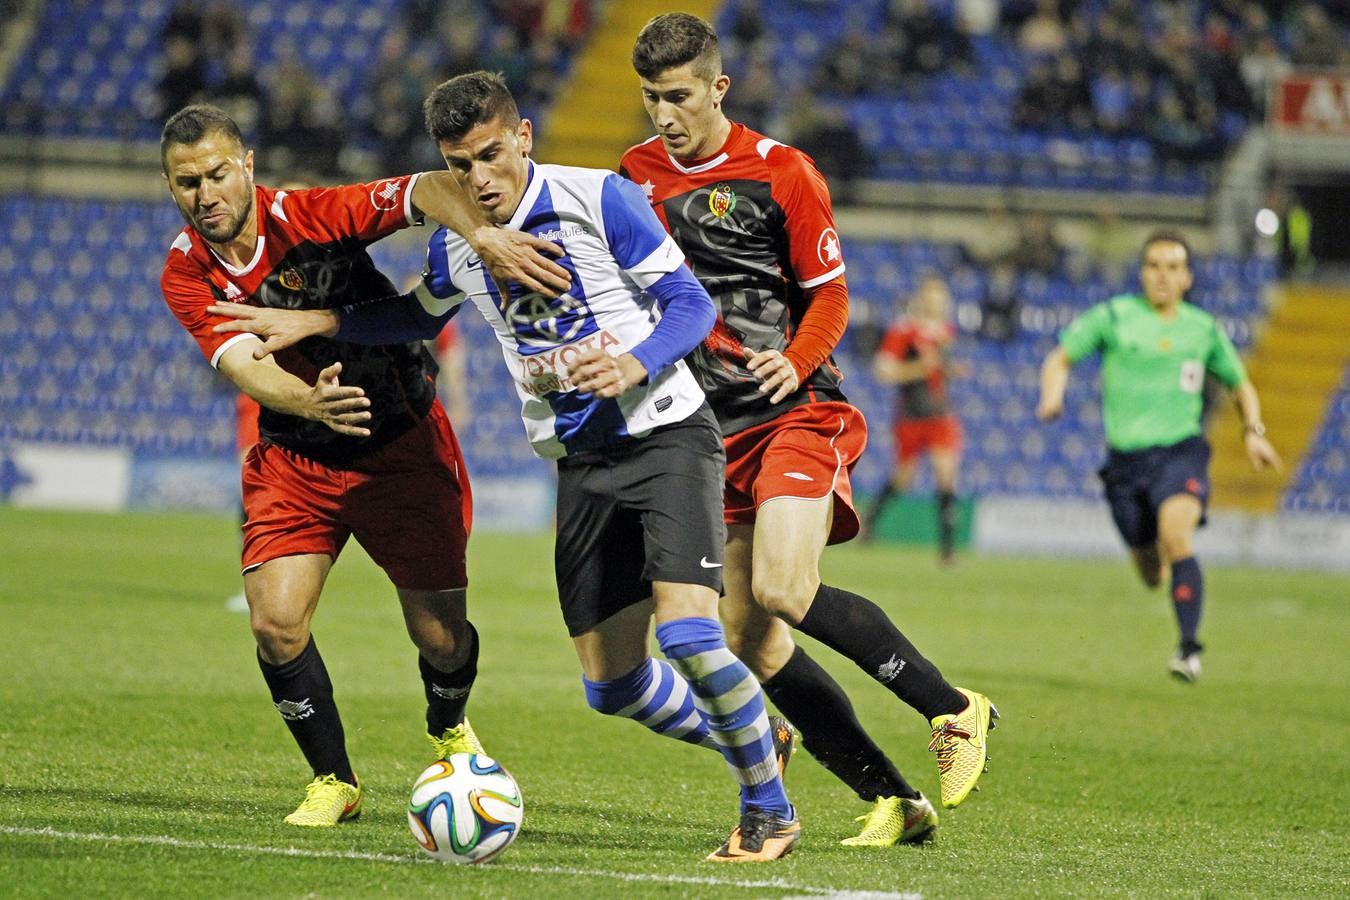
top-left (1283, 367), bottom-right (1350, 514)
top-left (715, 0), bottom-right (1348, 196)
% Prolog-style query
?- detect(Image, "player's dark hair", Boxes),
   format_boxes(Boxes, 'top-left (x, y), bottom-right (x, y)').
top-left (632, 12), bottom-right (722, 82)
top-left (159, 104), bottom-right (244, 173)
top-left (424, 71), bottom-right (521, 144)
top-left (1141, 230), bottom-right (1192, 267)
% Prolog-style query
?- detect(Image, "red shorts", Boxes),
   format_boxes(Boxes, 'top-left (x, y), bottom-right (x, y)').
top-left (241, 401), bottom-right (471, 590)
top-left (894, 415), bottom-right (962, 464)
top-left (723, 401), bottom-right (867, 545)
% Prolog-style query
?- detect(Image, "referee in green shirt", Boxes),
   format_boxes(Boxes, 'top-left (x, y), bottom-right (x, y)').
top-left (1037, 232), bottom-right (1281, 682)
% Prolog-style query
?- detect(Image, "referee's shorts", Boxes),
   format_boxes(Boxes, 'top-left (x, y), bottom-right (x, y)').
top-left (553, 403), bottom-right (726, 637)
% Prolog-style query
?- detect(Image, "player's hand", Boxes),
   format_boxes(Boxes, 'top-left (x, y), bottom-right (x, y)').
top-left (470, 227), bottom-right (570, 297)
top-left (1244, 431), bottom-right (1282, 472)
top-left (306, 362), bottom-right (371, 437)
top-left (209, 304), bottom-right (338, 359)
top-left (744, 347), bottom-right (800, 404)
top-left (1035, 395), bottom-right (1063, 422)
top-left (568, 349), bottom-right (647, 398)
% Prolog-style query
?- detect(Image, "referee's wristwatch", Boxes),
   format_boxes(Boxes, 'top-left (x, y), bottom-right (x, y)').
top-left (1244, 422), bottom-right (1267, 438)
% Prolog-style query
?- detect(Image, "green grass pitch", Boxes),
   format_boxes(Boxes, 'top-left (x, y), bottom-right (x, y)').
top-left (1, 507), bottom-right (1346, 897)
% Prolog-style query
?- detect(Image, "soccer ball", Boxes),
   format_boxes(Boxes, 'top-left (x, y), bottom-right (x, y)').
top-left (408, 752), bottom-right (523, 864)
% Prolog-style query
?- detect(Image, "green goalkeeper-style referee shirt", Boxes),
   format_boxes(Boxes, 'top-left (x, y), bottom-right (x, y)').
top-left (1059, 293), bottom-right (1248, 452)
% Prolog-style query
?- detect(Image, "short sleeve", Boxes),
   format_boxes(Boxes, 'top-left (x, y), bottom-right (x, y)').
top-left (601, 173), bottom-right (685, 287)
top-left (1205, 320), bottom-right (1247, 388)
top-left (1059, 303), bottom-right (1113, 363)
top-left (768, 145), bottom-right (846, 289)
top-left (160, 253), bottom-right (249, 368)
top-left (281, 173), bottom-right (422, 245)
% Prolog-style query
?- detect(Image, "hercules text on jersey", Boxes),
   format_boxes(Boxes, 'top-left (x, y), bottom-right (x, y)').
top-left (621, 123), bottom-right (849, 436)
top-left (161, 176), bottom-right (434, 465)
top-left (408, 162), bottom-right (711, 459)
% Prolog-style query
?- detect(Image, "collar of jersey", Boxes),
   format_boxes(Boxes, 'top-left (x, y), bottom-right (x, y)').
top-left (663, 123), bottom-right (741, 175)
top-left (505, 161), bottom-right (543, 232)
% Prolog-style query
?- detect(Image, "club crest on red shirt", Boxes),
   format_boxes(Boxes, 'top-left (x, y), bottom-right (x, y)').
top-left (278, 265), bottom-right (306, 291)
top-left (708, 183), bottom-right (737, 219)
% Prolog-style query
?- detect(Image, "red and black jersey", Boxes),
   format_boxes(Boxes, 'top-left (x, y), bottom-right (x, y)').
top-left (161, 175), bottom-right (435, 466)
top-left (878, 319), bottom-right (956, 420)
top-left (621, 123), bottom-right (848, 436)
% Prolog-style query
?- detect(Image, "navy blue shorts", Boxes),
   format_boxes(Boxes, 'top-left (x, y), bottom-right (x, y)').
top-left (1098, 435), bottom-right (1210, 549)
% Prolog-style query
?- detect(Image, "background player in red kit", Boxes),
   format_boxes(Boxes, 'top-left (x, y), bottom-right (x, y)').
top-left (868, 275), bottom-right (969, 562)
top-left (621, 14), bottom-right (997, 843)
top-left (159, 104), bottom-right (568, 826)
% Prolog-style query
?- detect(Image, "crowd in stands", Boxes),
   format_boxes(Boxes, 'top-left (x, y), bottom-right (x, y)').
top-left (1008, 0), bottom-right (1350, 164)
top-left (719, 0), bottom-right (1350, 191)
top-left (152, 0), bottom-right (594, 179)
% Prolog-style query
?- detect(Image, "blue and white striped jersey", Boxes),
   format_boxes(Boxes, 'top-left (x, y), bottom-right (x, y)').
top-left (416, 162), bottom-right (710, 459)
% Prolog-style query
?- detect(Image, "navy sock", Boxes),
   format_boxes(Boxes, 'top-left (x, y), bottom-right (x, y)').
top-left (257, 637), bottom-right (355, 785)
top-left (797, 583), bottom-right (965, 720)
top-left (1170, 556), bottom-right (1204, 653)
top-left (419, 622), bottom-right (478, 736)
top-left (761, 646), bottom-right (918, 801)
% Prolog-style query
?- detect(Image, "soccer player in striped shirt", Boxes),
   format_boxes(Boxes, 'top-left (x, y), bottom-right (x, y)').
top-left (1038, 232), bottom-right (1282, 681)
top-left (210, 72), bottom-right (799, 861)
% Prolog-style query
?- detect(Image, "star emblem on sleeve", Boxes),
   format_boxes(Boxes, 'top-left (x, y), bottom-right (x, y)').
top-left (639, 179), bottom-right (655, 199)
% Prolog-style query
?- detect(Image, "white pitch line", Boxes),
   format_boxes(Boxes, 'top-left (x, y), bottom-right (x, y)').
top-left (0, 826), bottom-right (921, 898)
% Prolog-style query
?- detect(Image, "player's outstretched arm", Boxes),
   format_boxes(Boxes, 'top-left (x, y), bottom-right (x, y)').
top-left (217, 342), bottom-right (371, 437)
top-left (412, 171), bottom-right (571, 296)
top-left (1037, 346), bottom-right (1071, 421)
top-left (209, 304), bottom-right (338, 358)
top-left (1233, 380), bottom-right (1282, 471)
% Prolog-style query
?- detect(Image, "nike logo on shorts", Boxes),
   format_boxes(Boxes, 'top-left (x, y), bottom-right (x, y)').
top-left (700, 557), bottom-right (723, 568)
top-left (784, 472), bottom-right (812, 481)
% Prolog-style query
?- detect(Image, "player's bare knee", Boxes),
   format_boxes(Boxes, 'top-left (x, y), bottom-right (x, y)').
top-left (251, 618), bottom-right (309, 663)
top-left (750, 572), bottom-right (814, 622)
top-left (1157, 525), bottom-right (1192, 562)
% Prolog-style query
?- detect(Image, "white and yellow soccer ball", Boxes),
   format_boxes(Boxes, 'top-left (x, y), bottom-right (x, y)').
top-left (408, 752), bottom-right (523, 864)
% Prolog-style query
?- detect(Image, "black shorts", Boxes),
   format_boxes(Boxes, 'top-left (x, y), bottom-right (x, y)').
top-left (554, 404), bottom-right (727, 637)
top-left (1099, 435), bottom-right (1210, 549)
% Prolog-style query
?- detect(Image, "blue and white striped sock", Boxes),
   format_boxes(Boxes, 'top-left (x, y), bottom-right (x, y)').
top-left (656, 616), bottom-right (791, 818)
top-left (583, 658), bottom-right (717, 750)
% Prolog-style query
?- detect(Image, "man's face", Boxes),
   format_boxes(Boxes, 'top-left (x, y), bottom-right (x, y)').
top-left (639, 63), bottom-right (729, 160)
top-left (1140, 241), bottom-right (1193, 307)
top-left (915, 278), bottom-right (951, 321)
top-left (164, 132), bottom-right (255, 244)
top-left (438, 117), bottom-right (533, 225)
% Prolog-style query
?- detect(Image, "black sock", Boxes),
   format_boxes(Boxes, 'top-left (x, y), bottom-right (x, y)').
top-left (866, 481), bottom-right (900, 533)
top-left (937, 490), bottom-right (957, 558)
top-left (420, 622), bottom-right (479, 736)
top-left (1170, 557), bottom-right (1204, 653)
top-left (762, 647), bottom-right (918, 801)
top-left (797, 583), bottom-right (966, 720)
top-left (257, 636), bottom-right (355, 785)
